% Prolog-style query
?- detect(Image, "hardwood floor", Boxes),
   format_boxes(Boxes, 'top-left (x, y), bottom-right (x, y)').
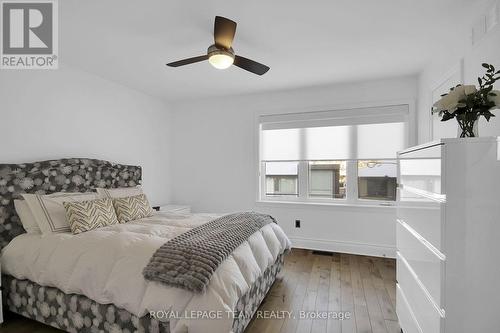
top-left (0, 249), bottom-right (399, 333)
top-left (245, 249), bottom-right (399, 333)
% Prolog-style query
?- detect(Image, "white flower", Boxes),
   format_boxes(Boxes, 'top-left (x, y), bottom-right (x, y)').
top-left (19, 177), bottom-right (34, 190)
top-left (61, 166), bottom-right (73, 174)
top-left (109, 324), bottom-right (123, 333)
top-left (40, 302), bottom-right (51, 318)
top-left (488, 90), bottom-right (500, 110)
top-left (463, 85), bottom-right (477, 95)
top-left (70, 295), bottom-right (78, 312)
top-left (72, 312), bottom-right (84, 328)
top-left (12, 293), bottom-right (22, 307)
top-left (131, 316), bottom-right (139, 327)
top-left (433, 85), bottom-right (477, 113)
top-left (72, 175), bottom-right (84, 185)
top-left (79, 298), bottom-right (91, 311)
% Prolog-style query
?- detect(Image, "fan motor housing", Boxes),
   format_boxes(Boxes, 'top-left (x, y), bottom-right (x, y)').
top-left (207, 45), bottom-right (235, 59)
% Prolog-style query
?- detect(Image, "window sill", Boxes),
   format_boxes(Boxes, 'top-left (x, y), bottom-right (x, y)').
top-left (255, 200), bottom-right (396, 210)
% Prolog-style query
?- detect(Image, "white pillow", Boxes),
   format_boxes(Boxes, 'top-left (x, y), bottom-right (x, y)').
top-left (14, 199), bottom-right (41, 234)
top-left (23, 192), bottom-right (103, 234)
top-left (96, 186), bottom-right (144, 199)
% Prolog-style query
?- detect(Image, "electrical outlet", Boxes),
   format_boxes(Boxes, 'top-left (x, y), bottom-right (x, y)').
top-left (295, 219), bottom-right (301, 228)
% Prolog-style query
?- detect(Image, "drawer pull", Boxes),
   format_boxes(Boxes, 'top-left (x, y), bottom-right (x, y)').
top-left (400, 184), bottom-right (446, 203)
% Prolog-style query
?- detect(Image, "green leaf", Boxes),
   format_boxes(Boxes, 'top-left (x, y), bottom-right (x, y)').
top-left (478, 77), bottom-right (483, 86)
top-left (489, 92), bottom-right (497, 96)
top-left (482, 63), bottom-right (490, 68)
top-left (441, 112), bottom-right (455, 121)
top-left (484, 111), bottom-right (495, 121)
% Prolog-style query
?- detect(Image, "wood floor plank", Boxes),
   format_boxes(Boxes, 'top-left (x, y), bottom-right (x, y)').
top-left (368, 257), bottom-right (398, 322)
top-left (340, 253), bottom-right (357, 333)
top-left (350, 255), bottom-right (373, 333)
top-left (311, 256), bottom-right (331, 333)
top-left (280, 270), bottom-right (310, 333)
top-left (280, 251), bottom-right (316, 333)
top-left (359, 257), bottom-right (389, 333)
top-left (327, 253), bottom-right (342, 333)
top-left (296, 255), bottom-right (323, 333)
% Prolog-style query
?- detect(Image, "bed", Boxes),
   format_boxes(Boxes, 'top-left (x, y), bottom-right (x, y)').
top-left (0, 158), bottom-right (290, 333)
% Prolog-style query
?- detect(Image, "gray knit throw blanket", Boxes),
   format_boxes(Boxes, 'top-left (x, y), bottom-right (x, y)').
top-left (142, 211), bottom-right (276, 293)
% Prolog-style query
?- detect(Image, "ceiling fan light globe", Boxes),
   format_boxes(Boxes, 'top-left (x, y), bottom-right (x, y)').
top-left (208, 53), bottom-right (234, 69)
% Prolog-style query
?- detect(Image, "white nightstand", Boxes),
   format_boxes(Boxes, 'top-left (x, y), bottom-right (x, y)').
top-left (159, 204), bottom-right (191, 214)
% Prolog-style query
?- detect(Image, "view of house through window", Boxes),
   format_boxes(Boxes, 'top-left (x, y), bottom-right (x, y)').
top-left (358, 160), bottom-right (397, 201)
top-left (265, 162), bottom-right (298, 196)
top-left (259, 105), bottom-right (408, 204)
top-left (308, 161), bottom-right (346, 199)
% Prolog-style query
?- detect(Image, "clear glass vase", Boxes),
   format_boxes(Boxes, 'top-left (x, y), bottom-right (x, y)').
top-left (457, 118), bottom-right (479, 138)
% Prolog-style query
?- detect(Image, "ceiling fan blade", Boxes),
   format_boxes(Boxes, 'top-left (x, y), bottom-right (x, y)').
top-left (234, 55), bottom-right (270, 75)
top-left (214, 16), bottom-right (237, 49)
top-left (166, 55), bottom-right (208, 67)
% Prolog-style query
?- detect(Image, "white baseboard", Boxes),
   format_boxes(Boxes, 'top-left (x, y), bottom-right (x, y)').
top-left (289, 236), bottom-right (396, 258)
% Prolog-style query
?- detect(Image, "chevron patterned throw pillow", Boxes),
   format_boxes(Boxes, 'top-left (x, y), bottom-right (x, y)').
top-left (112, 194), bottom-right (154, 223)
top-left (63, 198), bottom-right (119, 234)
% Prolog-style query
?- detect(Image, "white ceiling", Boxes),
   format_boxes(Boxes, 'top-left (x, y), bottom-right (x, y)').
top-left (61, 0), bottom-right (488, 102)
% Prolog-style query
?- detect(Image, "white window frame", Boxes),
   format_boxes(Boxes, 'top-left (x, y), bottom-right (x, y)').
top-left (256, 101), bottom-right (415, 207)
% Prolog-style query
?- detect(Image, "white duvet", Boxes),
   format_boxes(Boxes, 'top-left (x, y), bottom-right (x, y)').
top-left (1, 212), bottom-right (291, 333)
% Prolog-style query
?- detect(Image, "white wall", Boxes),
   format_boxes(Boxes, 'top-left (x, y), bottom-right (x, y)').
top-left (171, 76), bottom-right (418, 257)
top-left (418, 3), bottom-right (500, 143)
top-left (0, 64), bottom-right (172, 205)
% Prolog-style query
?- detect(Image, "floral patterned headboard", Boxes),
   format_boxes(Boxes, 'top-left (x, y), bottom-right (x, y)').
top-left (0, 158), bottom-right (142, 249)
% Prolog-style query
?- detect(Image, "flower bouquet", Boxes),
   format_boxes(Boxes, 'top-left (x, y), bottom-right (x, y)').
top-left (432, 63), bottom-right (500, 137)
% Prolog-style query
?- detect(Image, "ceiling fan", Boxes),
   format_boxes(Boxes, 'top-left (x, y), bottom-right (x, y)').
top-left (166, 16), bottom-right (270, 76)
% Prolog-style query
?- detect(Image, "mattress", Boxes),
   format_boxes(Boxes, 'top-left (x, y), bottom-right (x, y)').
top-left (1, 211), bottom-right (291, 333)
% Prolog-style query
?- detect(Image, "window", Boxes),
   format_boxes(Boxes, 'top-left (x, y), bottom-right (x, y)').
top-left (265, 162), bottom-right (298, 196)
top-left (259, 105), bottom-right (409, 205)
top-left (309, 161), bottom-right (346, 199)
top-left (358, 160), bottom-right (397, 201)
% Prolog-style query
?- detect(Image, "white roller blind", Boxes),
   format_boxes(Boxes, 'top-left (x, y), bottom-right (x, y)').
top-left (357, 122), bottom-right (406, 159)
top-left (261, 128), bottom-right (301, 161)
top-left (305, 125), bottom-right (352, 160)
top-left (260, 104), bottom-right (408, 161)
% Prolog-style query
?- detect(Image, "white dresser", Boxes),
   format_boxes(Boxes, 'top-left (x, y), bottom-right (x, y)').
top-left (396, 137), bottom-right (500, 333)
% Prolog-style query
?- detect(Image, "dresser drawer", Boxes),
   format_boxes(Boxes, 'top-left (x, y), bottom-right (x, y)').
top-left (400, 158), bottom-right (442, 195)
top-left (397, 252), bottom-right (444, 333)
top-left (397, 204), bottom-right (443, 251)
top-left (397, 284), bottom-right (423, 333)
top-left (397, 221), bottom-right (444, 307)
